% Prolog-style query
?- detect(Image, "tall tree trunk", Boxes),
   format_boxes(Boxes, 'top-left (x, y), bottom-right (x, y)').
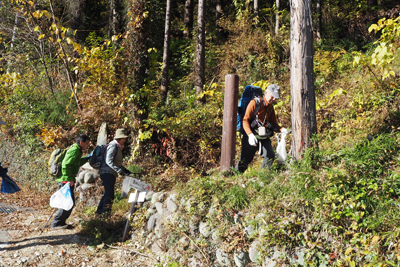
top-left (290, 0), bottom-right (317, 160)
top-left (125, 0), bottom-right (148, 95)
top-left (161, 0), bottom-right (171, 102)
top-left (316, 0), bottom-right (321, 40)
top-left (184, 0), bottom-right (193, 38)
top-left (7, 13), bottom-right (19, 74)
top-left (69, 0), bottom-right (83, 42)
top-left (254, 0), bottom-right (259, 27)
top-left (275, 0), bottom-right (280, 35)
top-left (195, 0), bottom-right (206, 103)
top-left (216, 0), bottom-right (222, 41)
top-left (108, 0), bottom-right (116, 38)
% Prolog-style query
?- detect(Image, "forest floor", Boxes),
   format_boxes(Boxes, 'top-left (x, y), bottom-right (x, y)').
top-left (0, 188), bottom-right (157, 267)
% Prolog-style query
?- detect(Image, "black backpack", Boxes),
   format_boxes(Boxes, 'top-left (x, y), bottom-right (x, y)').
top-left (237, 85), bottom-right (263, 132)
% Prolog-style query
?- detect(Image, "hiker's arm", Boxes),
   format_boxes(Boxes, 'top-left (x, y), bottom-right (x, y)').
top-left (79, 156), bottom-right (88, 167)
top-left (269, 107), bottom-right (282, 132)
top-left (105, 144), bottom-right (123, 174)
top-left (62, 148), bottom-right (78, 180)
top-left (242, 100), bottom-right (256, 136)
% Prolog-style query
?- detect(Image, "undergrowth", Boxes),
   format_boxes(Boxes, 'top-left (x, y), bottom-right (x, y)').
top-left (172, 131), bottom-right (400, 266)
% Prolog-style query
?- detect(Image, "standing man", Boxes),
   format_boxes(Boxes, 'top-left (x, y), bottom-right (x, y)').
top-left (51, 134), bottom-right (90, 229)
top-left (236, 84), bottom-right (287, 173)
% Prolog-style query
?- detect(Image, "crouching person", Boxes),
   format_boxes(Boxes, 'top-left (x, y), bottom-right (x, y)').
top-left (51, 134), bottom-right (90, 229)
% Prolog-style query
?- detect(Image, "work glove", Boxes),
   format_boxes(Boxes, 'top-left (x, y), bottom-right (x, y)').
top-left (248, 133), bottom-right (258, 147)
top-left (120, 167), bottom-right (131, 176)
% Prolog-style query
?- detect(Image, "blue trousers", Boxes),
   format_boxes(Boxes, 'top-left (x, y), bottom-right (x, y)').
top-left (96, 173), bottom-right (116, 214)
top-left (51, 183), bottom-right (75, 227)
top-left (236, 134), bottom-right (275, 173)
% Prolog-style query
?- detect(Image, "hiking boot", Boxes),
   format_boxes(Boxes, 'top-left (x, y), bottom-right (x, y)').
top-left (51, 224), bottom-right (75, 230)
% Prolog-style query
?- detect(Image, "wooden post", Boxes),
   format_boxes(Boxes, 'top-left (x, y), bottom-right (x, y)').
top-left (221, 74), bottom-right (239, 172)
top-left (122, 189), bottom-right (139, 242)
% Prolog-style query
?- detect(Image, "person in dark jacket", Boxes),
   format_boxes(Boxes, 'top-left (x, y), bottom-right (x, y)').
top-left (96, 128), bottom-right (131, 216)
top-left (236, 84), bottom-right (287, 173)
top-left (51, 134), bottom-right (90, 229)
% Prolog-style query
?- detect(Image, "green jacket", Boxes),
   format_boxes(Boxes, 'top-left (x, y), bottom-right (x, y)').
top-left (56, 143), bottom-right (88, 183)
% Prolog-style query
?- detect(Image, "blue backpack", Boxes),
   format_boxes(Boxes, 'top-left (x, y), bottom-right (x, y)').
top-left (89, 144), bottom-right (109, 169)
top-left (237, 85), bottom-right (264, 131)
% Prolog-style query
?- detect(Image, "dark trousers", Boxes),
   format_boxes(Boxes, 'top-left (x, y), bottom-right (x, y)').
top-left (96, 173), bottom-right (116, 215)
top-left (51, 183), bottom-right (75, 227)
top-left (236, 134), bottom-right (275, 173)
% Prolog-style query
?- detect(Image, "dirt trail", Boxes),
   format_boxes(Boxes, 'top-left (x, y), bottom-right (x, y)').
top-left (0, 191), bottom-right (156, 267)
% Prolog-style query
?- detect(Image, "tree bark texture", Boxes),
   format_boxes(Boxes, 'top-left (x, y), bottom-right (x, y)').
top-left (290, 0), bottom-right (317, 160)
top-left (275, 0), bottom-right (280, 35)
top-left (125, 0), bottom-right (148, 94)
top-left (254, 0), bottom-right (259, 27)
top-left (108, 0), bottom-right (116, 38)
top-left (184, 0), bottom-right (193, 38)
top-left (316, 0), bottom-right (321, 40)
top-left (216, 0), bottom-right (222, 41)
top-left (195, 0), bottom-right (206, 102)
top-left (161, 0), bottom-right (171, 102)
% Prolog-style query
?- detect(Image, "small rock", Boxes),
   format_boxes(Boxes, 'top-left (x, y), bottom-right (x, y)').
top-left (147, 214), bottom-right (159, 231)
top-left (158, 192), bottom-right (167, 202)
top-left (77, 171), bottom-right (86, 184)
top-left (166, 198), bottom-right (178, 213)
top-left (249, 241), bottom-right (260, 263)
top-left (146, 208), bottom-right (156, 219)
top-left (234, 251), bottom-right (249, 267)
top-left (151, 239), bottom-right (164, 253)
top-left (169, 193), bottom-right (177, 202)
top-left (216, 249), bottom-right (230, 266)
top-left (84, 171), bottom-right (99, 183)
top-left (199, 222), bottom-right (210, 238)
top-left (211, 229), bottom-right (220, 241)
top-left (151, 192), bottom-right (162, 204)
top-left (155, 202), bottom-right (164, 216)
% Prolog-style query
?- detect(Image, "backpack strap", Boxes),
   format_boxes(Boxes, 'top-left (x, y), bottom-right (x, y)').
top-left (254, 97), bottom-right (272, 127)
top-left (253, 97), bottom-right (262, 126)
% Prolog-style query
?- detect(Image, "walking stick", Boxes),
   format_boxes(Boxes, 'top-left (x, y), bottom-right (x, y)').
top-left (39, 208), bottom-right (57, 235)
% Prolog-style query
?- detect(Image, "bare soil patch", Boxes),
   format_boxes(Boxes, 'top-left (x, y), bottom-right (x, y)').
top-left (0, 189), bottom-right (156, 267)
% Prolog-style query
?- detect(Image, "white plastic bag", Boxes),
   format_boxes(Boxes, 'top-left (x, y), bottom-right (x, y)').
top-left (276, 131), bottom-right (288, 164)
top-left (50, 183), bottom-right (73, 210)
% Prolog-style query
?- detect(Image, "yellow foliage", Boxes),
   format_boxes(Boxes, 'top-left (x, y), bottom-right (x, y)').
top-left (37, 127), bottom-right (64, 147)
